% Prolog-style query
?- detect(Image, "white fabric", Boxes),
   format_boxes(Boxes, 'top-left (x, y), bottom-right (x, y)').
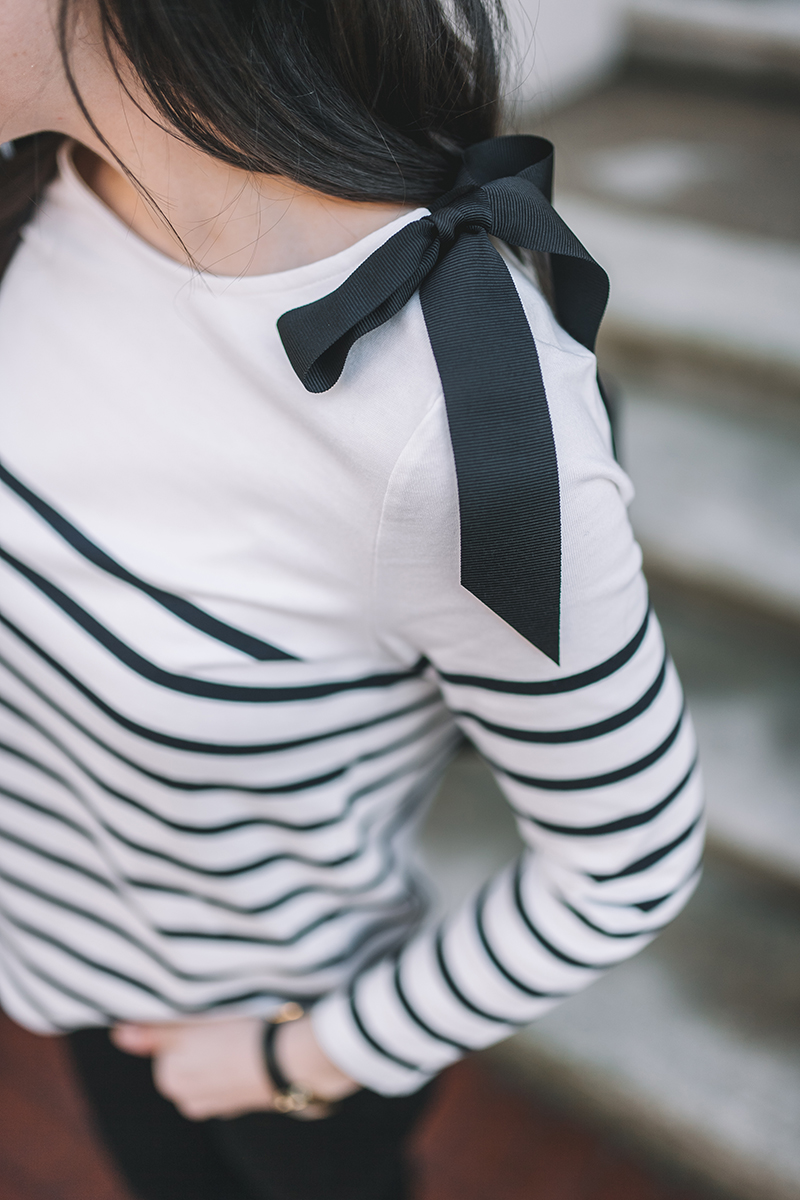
top-left (0, 145), bottom-right (702, 1094)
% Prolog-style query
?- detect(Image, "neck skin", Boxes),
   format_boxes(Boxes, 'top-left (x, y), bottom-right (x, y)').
top-left (73, 143), bottom-right (416, 278)
top-left (0, 3), bottom-right (414, 278)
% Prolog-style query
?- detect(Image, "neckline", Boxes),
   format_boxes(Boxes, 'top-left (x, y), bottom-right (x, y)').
top-left (54, 141), bottom-right (430, 298)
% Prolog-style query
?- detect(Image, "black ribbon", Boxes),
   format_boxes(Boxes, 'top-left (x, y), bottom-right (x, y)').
top-left (278, 136), bottom-right (609, 665)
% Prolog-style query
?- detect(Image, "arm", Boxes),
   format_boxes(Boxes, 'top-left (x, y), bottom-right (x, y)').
top-left (116, 312), bottom-right (701, 1114)
top-left (310, 336), bottom-right (703, 1095)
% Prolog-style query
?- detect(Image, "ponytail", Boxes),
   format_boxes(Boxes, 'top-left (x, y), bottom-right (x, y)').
top-left (0, 1), bottom-right (507, 275)
top-left (86, 0), bottom-right (506, 204)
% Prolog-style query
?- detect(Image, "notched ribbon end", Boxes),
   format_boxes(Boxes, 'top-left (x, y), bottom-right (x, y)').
top-left (461, 559), bottom-right (561, 665)
top-left (513, 609), bottom-right (560, 665)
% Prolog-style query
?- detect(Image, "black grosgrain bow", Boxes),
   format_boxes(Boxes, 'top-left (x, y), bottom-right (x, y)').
top-left (278, 136), bottom-right (609, 664)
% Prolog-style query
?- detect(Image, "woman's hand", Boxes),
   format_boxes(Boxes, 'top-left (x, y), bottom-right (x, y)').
top-left (111, 1014), bottom-right (359, 1120)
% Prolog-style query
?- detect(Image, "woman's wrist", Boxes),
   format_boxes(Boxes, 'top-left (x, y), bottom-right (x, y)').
top-left (264, 1007), bottom-right (360, 1111)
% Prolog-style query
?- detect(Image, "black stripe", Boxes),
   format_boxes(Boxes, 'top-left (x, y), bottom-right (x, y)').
top-left (62, 815), bottom-right (364, 879)
top-left (123, 763), bottom-right (450, 918)
top-left (512, 860), bottom-right (604, 970)
top-left (187, 986), bottom-right (324, 1015)
top-left (561, 900), bottom-right (661, 939)
top-left (127, 874), bottom-right (377, 919)
top-left (0, 907), bottom-right (330, 1020)
top-left (603, 862), bottom-right (704, 914)
top-left (128, 844), bottom-right (407, 916)
top-left (0, 861), bottom-right (238, 981)
top-left (434, 929), bottom-right (514, 1024)
top-left (0, 887), bottom-right (389, 1016)
top-left (635, 896), bottom-right (669, 913)
top-left (0, 924), bottom-right (114, 1025)
top-left (0, 605), bottom-right (428, 702)
top-left (474, 884), bottom-right (561, 997)
top-left (630, 863), bottom-right (703, 911)
top-left (0, 782), bottom-right (352, 897)
top-left (0, 767), bottom-right (97, 840)
top-left (453, 653), bottom-right (667, 744)
top-left (0, 692), bottom-right (347, 796)
top-left (0, 853), bottom-right (373, 966)
top-left (437, 605), bottom-right (650, 695)
top-left (91, 762), bottom-right (441, 878)
top-left (0, 460), bottom-right (297, 661)
top-left (0, 804), bottom-right (122, 894)
top-left (22, 747), bottom-right (448, 886)
top-left (0, 753), bottom-right (450, 988)
top-left (2, 686), bottom-right (451, 809)
top-left (0, 788), bottom-right (426, 976)
top-left (392, 959), bottom-right (471, 1052)
top-left (162, 907), bottom-right (350, 945)
top-left (309, 900), bottom-right (426, 975)
top-left (0, 909), bottom-right (174, 1003)
top-left (0, 934), bottom-right (72, 1028)
top-left (0, 697), bottom-right (453, 846)
top-left (348, 985), bottom-right (422, 1072)
top-left (0, 641), bottom-right (439, 754)
top-left (0, 680), bottom-right (452, 804)
top-left (590, 818), bottom-right (703, 882)
top-left (523, 757), bottom-right (698, 837)
top-left (495, 706), bottom-right (685, 792)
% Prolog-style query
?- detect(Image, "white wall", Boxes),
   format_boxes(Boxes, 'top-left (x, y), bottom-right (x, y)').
top-left (504, 0), bottom-right (628, 114)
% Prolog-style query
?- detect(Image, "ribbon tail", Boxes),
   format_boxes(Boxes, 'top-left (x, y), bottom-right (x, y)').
top-left (486, 176), bottom-right (610, 353)
top-left (420, 231), bottom-right (561, 663)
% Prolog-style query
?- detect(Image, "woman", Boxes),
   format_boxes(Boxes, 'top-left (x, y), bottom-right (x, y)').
top-left (0, 1), bottom-right (703, 1197)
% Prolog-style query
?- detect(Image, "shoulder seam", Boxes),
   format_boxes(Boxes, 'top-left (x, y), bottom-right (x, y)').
top-left (369, 388), bottom-right (447, 653)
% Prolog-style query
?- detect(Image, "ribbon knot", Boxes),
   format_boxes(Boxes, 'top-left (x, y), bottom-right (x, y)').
top-left (428, 189), bottom-right (493, 246)
top-left (278, 136), bottom-right (609, 664)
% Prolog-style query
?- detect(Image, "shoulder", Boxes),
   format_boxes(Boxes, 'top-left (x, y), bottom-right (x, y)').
top-left (498, 248), bottom-right (618, 466)
top-left (378, 247), bottom-right (630, 525)
top-left (373, 250), bottom-right (645, 671)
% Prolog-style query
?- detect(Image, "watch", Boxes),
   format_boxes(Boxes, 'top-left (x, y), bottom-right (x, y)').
top-left (262, 1002), bottom-right (336, 1117)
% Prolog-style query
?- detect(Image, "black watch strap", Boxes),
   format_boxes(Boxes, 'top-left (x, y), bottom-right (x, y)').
top-left (262, 1017), bottom-right (293, 1094)
top-left (262, 1003), bottom-right (335, 1117)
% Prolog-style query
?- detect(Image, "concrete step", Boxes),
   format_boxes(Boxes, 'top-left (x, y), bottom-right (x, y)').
top-left (420, 779), bottom-right (800, 1199)
top-left (421, 769), bottom-right (800, 1200)
top-left (619, 384), bottom-right (800, 625)
top-left (647, 577), bottom-right (800, 889)
top-left (526, 70), bottom-right (800, 398)
top-left (627, 0), bottom-right (800, 90)
top-left (556, 193), bottom-right (800, 393)
top-left (490, 853), bottom-right (800, 1200)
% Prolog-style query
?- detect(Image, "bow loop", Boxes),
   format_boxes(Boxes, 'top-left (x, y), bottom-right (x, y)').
top-left (278, 136), bottom-right (610, 663)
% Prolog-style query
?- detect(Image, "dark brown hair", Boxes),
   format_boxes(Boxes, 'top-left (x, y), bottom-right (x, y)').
top-left (0, 0), bottom-right (507, 275)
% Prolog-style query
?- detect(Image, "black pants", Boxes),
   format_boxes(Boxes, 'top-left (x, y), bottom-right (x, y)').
top-left (67, 1029), bottom-right (435, 1200)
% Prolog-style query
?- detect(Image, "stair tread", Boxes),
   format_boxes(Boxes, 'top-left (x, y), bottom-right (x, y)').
top-left (501, 856), bottom-right (800, 1200)
top-left (622, 390), bottom-right (800, 620)
top-left (421, 749), bottom-right (800, 1200)
top-left (556, 195), bottom-right (800, 373)
top-left (534, 75), bottom-right (800, 248)
top-left (630, 0), bottom-right (800, 47)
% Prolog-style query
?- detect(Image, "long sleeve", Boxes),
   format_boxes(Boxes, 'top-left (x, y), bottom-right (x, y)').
top-left (311, 273), bottom-right (703, 1096)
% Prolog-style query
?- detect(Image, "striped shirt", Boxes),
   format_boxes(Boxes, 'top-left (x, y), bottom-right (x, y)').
top-left (0, 146), bottom-right (703, 1094)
